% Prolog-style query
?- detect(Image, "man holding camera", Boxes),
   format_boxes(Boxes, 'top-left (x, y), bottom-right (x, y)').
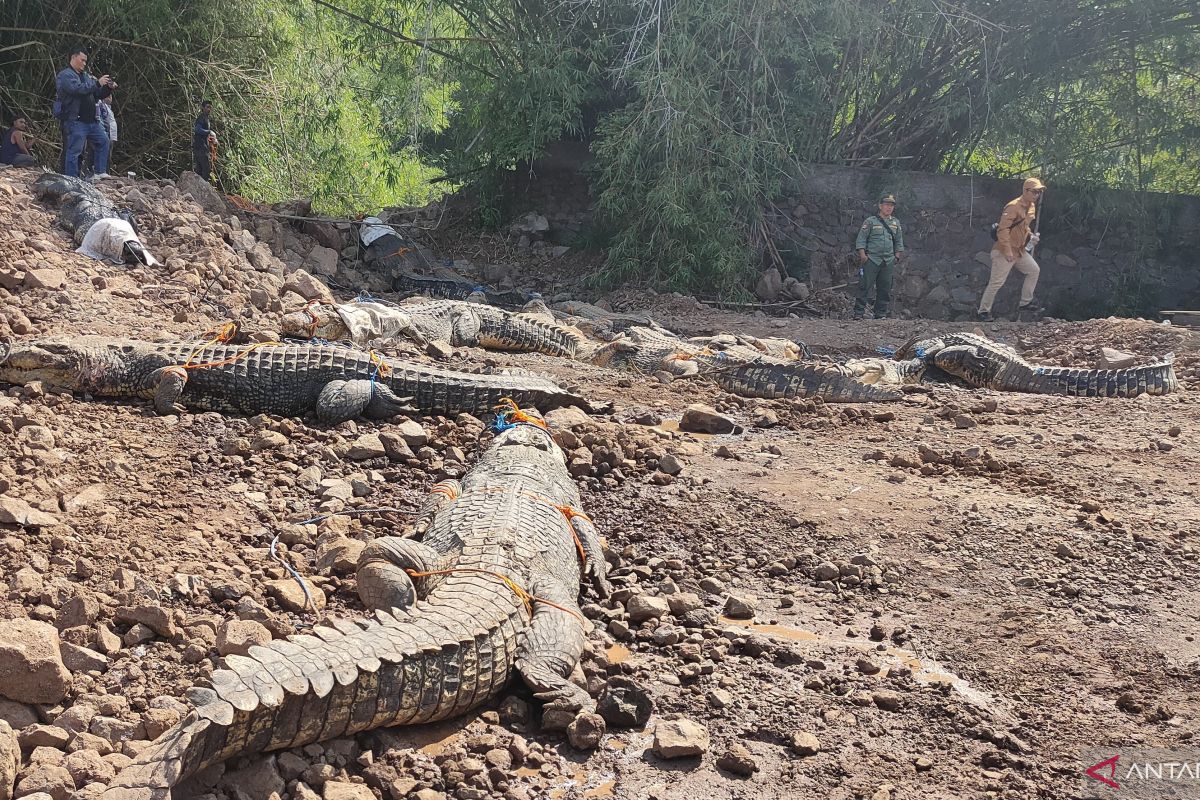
top-left (978, 177), bottom-right (1045, 322)
top-left (55, 48), bottom-right (116, 179)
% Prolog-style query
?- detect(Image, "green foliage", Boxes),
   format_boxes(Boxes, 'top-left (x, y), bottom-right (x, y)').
top-left (0, 0), bottom-right (447, 213)
top-left (5, 0), bottom-right (1200, 296)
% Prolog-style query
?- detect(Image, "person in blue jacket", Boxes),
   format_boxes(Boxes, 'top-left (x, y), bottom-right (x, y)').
top-left (55, 48), bottom-right (115, 178)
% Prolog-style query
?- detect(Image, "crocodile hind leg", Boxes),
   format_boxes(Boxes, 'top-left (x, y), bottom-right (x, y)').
top-left (566, 514), bottom-right (611, 599)
top-left (449, 307), bottom-right (482, 347)
top-left (515, 576), bottom-right (591, 710)
top-left (356, 537), bottom-right (444, 610)
top-left (315, 380), bottom-right (414, 424)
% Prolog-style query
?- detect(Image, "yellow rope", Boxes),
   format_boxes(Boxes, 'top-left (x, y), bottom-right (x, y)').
top-left (179, 321), bottom-right (282, 371)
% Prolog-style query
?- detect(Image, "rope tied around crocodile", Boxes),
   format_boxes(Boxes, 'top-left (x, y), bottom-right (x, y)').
top-left (402, 566), bottom-right (587, 625)
top-left (493, 396), bottom-right (548, 433)
top-left (179, 321), bottom-right (282, 371)
top-left (304, 299), bottom-right (322, 339)
top-left (491, 398), bottom-right (590, 567)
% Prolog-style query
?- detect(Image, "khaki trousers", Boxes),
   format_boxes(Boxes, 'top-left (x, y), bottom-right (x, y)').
top-left (979, 250), bottom-right (1039, 313)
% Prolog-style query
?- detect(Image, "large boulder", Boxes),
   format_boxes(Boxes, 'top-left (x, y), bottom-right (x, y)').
top-left (282, 269), bottom-right (334, 303)
top-left (0, 620), bottom-right (71, 704)
top-left (754, 268), bottom-right (783, 301)
top-left (176, 171), bottom-right (228, 215)
top-left (305, 245), bottom-right (339, 277)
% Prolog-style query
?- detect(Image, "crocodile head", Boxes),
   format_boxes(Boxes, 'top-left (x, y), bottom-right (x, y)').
top-left (932, 345), bottom-right (990, 380)
top-left (589, 339), bottom-right (638, 367)
top-left (280, 304), bottom-right (348, 341)
top-left (494, 414), bottom-right (566, 462)
top-left (0, 339), bottom-right (96, 391)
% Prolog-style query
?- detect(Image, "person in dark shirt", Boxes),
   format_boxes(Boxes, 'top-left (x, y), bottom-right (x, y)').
top-left (54, 48), bottom-right (115, 178)
top-left (0, 116), bottom-right (38, 167)
top-left (193, 100), bottom-right (216, 181)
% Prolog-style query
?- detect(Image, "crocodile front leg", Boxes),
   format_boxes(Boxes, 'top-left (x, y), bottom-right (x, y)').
top-left (356, 537), bottom-right (445, 610)
top-left (147, 366), bottom-right (189, 415)
top-left (515, 576), bottom-right (591, 710)
top-left (315, 380), bottom-right (413, 424)
top-left (409, 480), bottom-right (462, 539)
top-left (449, 308), bottom-right (483, 347)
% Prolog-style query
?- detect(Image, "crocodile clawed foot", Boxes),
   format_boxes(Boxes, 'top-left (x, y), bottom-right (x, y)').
top-left (588, 568), bottom-right (612, 600)
top-left (535, 685), bottom-right (595, 713)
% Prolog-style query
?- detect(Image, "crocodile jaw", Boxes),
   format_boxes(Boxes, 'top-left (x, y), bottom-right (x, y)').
top-left (0, 340), bottom-right (83, 391)
top-left (280, 306), bottom-right (347, 340)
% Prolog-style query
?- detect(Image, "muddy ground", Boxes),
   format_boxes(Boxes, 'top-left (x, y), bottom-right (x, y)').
top-left (1, 166), bottom-right (1199, 800)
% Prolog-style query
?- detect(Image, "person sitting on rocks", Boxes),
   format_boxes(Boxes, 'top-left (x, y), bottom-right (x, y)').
top-left (0, 115), bottom-right (38, 167)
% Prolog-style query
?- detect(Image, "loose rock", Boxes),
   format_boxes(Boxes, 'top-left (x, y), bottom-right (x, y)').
top-left (652, 718), bottom-right (709, 759)
top-left (0, 620), bottom-right (71, 704)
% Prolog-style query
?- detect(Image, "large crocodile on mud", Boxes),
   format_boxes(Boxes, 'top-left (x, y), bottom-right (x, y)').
top-left (96, 419), bottom-right (610, 800)
top-left (592, 326), bottom-right (905, 402)
top-left (281, 300), bottom-right (584, 358)
top-left (896, 331), bottom-right (1177, 397)
top-left (0, 337), bottom-right (607, 422)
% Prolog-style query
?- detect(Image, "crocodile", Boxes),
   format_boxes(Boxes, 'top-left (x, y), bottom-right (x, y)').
top-left (550, 301), bottom-right (668, 337)
top-left (592, 327), bottom-right (902, 402)
top-left (896, 331), bottom-right (1177, 397)
top-left (98, 419), bottom-right (611, 800)
top-left (839, 356), bottom-right (928, 386)
top-left (393, 271), bottom-right (532, 310)
top-left (281, 300), bottom-right (584, 358)
top-left (31, 172), bottom-right (151, 264)
top-left (0, 337), bottom-right (607, 423)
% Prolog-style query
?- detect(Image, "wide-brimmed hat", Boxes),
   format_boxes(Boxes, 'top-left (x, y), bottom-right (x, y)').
top-left (879, 194), bottom-right (896, 204)
top-left (1023, 177), bottom-right (1045, 191)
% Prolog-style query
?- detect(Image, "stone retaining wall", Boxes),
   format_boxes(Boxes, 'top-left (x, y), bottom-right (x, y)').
top-left (496, 157), bottom-right (1200, 320)
top-left (766, 165), bottom-right (1200, 319)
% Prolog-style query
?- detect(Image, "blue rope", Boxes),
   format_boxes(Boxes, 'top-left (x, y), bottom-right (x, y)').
top-left (876, 345), bottom-right (896, 357)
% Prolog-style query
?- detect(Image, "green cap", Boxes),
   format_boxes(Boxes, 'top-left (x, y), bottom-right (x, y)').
top-left (879, 194), bottom-right (896, 204)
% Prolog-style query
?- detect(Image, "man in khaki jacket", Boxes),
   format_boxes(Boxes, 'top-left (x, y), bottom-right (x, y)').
top-left (978, 177), bottom-right (1045, 321)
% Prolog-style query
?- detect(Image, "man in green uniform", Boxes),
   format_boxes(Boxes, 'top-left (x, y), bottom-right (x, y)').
top-left (853, 194), bottom-right (906, 319)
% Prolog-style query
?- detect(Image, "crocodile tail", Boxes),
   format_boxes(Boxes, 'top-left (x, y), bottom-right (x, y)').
top-left (478, 314), bottom-right (584, 358)
top-left (1025, 358), bottom-right (1179, 397)
top-left (710, 363), bottom-right (903, 403)
top-left (101, 606), bottom-right (519, 800)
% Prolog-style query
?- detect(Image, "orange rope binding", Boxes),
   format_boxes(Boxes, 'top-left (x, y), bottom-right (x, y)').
top-left (304, 299), bottom-right (323, 339)
top-left (494, 397), bottom-right (548, 429)
top-left (179, 321), bottom-right (281, 371)
top-left (403, 567), bottom-right (586, 625)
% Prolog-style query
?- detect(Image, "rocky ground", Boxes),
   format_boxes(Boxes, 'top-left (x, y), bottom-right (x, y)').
top-left (1, 164), bottom-right (1199, 800)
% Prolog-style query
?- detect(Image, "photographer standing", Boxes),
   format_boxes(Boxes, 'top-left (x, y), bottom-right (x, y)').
top-left (55, 47), bottom-right (115, 179)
